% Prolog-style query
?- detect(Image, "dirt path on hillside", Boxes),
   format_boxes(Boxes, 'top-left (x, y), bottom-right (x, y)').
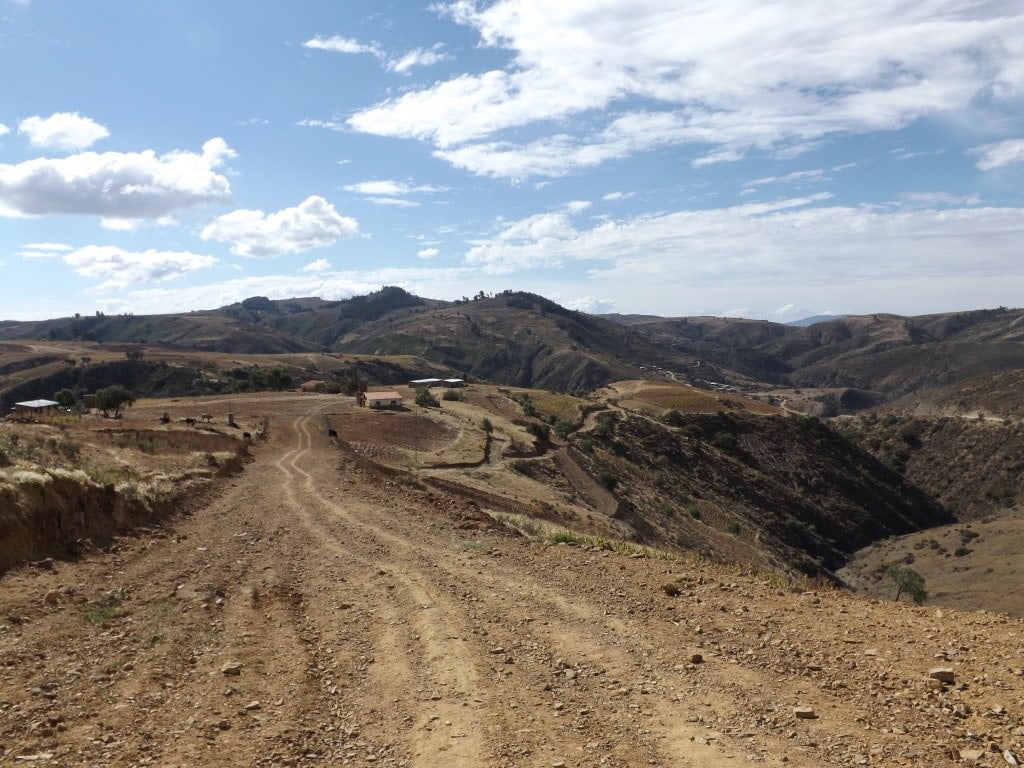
top-left (3, 396), bottom-right (1024, 767)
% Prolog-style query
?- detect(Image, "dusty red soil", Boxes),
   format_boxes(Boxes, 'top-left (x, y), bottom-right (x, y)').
top-left (2, 394), bottom-right (1024, 767)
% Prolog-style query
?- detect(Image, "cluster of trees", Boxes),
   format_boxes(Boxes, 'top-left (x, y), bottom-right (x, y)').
top-left (222, 366), bottom-right (294, 393)
top-left (54, 385), bottom-right (135, 418)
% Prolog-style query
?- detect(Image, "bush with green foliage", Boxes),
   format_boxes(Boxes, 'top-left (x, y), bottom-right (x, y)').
top-left (596, 471), bottom-right (618, 490)
top-left (442, 389), bottom-right (465, 401)
top-left (593, 414), bottom-right (616, 438)
top-left (481, 417), bottom-right (493, 434)
top-left (663, 409), bottom-right (686, 427)
top-left (680, 423), bottom-right (703, 439)
top-left (525, 421), bottom-right (550, 441)
top-left (713, 431), bottom-right (738, 451)
top-left (517, 394), bottom-right (538, 418)
top-left (553, 419), bottom-right (574, 439)
top-left (415, 387), bottom-right (439, 407)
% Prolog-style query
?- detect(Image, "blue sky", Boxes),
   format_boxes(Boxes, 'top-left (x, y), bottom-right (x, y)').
top-left (1, 0), bottom-right (1023, 322)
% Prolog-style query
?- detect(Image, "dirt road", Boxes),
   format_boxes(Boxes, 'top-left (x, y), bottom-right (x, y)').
top-left (2, 397), bottom-right (1023, 766)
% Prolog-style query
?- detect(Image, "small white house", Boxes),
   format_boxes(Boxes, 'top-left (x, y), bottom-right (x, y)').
top-left (366, 390), bottom-right (403, 409)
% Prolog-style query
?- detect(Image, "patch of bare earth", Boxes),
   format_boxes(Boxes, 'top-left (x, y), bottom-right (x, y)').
top-left (2, 395), bottom-right (1024, 766)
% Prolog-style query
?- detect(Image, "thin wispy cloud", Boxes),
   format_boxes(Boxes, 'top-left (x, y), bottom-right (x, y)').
top-left (387, 45), bottom-right (449, 74)
top-left (302, 35), bottom-right (382, 57)
top-left (63, 245), bottom-right (217, 291)
top-left (971, 139), bottom-right (1024, 171)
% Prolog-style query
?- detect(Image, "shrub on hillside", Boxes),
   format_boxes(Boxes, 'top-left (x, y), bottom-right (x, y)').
top-left (525, 421), bottom-right (550, 441)
top-left (596, 471), bottom-right (618, 490)
top-left (415, 387), bottom-right (439, 408)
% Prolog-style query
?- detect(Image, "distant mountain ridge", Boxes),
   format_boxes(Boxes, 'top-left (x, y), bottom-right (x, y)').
top-left (1, 290), bottom-right (1023, 404)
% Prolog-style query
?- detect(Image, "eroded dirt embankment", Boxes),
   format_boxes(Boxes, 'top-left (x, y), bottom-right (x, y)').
top-left (0, 456), bottom-right (244, 571)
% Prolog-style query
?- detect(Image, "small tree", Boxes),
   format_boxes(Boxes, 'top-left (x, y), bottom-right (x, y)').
top-left (54, 388), bottom-right (77, 409)
top-left (481, 417), bottom-right (493, 434)
top-left (885, 564), bottom-right (927, 604)
top-left (95, 385), bottom-right (135, 418)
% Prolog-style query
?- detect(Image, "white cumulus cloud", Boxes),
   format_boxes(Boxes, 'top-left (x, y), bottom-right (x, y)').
top-left (565, 296), bottom-right (615, 314)
top-left (62, 245), bottom-right (217, 291)
top-left (0, 138), bottom-right (234, 219)
top-left (417, 247), bottom-right (439, 258)
top-left (200, 195), bottom-right (359, 258)
top-left (302, 258), bottom-right (332, 273)
top-left (350, 1), bottom-right (1024, 179)
top-left (18, 112), bottom-right (110, 151)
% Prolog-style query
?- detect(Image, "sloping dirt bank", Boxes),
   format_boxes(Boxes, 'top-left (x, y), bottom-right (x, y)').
top-left (0, 423), bottom-right (247, 572)
top-left (1, 394), bottom-right (1023, 767)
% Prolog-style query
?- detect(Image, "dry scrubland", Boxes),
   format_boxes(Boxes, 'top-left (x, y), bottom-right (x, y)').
top-left (1, 385), bottom-right (1024, 766)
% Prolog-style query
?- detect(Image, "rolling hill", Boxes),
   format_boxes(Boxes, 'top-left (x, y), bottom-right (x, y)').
top-left (5, 291), bottom-right (1024, 404)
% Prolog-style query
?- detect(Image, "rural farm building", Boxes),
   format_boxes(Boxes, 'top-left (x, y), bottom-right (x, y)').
top-left (409, 377), bottom-right (442, 387)
top-left (409, 377), bottom-right (465, 388)
top-left (366, 390), bottom-right (403, 409)
top-left (11, 399), bottom-right (61, 418)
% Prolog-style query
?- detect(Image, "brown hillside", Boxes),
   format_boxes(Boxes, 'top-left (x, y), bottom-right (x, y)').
top-left (835, 414), bottom-right (1024, 520)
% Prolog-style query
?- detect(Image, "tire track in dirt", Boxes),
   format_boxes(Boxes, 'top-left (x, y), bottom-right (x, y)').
top-left (274, 414), bottom-right (492, 767)
top-left (277, 414), bottom-right (753, 767)
top-left (284, 415), bottom-right (687, 765)
top-left (295, 417), bottom-right (833, 767)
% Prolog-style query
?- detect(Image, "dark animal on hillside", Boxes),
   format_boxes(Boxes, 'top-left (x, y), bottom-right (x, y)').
top-left (185, 418), bottom-right (196, 426)
top-left (200, 413), bottom-right (212, 422)
top-left (328, 428), bottom-right (338, 437)
top-left (242, 432), bottom-right (252, 440)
